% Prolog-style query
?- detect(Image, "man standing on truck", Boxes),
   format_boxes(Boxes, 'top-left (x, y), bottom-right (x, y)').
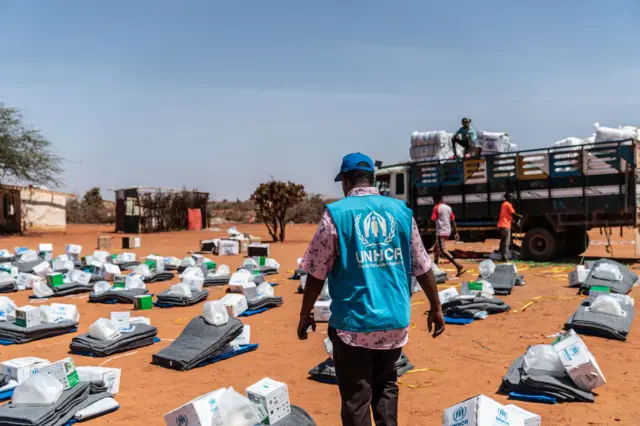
top-left (453, 117), bottom-right (479, 158)
top-left (297, 152), bottom-right (445, 426)
top-left (497, 193), bottom-right (521, 261)
top-left (431, 194), bottom-right (466, 276)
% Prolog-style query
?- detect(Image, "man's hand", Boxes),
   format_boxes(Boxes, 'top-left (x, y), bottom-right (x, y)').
top-left (427, 309), bottom-right (446, 338)
top-left (297, 312), bottom-right (316, 340)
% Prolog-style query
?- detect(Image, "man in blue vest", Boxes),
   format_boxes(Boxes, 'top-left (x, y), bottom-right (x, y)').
top-left (297, 152), bottom-right (445, 426)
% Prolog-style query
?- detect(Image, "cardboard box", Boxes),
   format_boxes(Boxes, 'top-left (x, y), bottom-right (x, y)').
top-left (114, 274), bottom-right (127, 289)
top-left (221, 294), bottom-right (248, 317)
top-left (569, 265), bottom-right (590, 287)
top-left (111, 312), bottom-right (131, 330)
top-left (231, 325), bottom-right (251, 346)
top-left (97, 236), bottom-right (112, 250)
top-left (200, 260), bottom-right (216, 275)
top-left (32, 261), bottom-right (53, 277)
top-left (103, 263), bottom-right (121, 281)
top-left (314, 300), bottom-right (332, 322)
top-left (505, 405), bottom-right (541, 426)
top-left (38, 243), bottom-right (53, 261)
top-left (134, 295), bottom-right (153, 311)
top-left (1, 357), bottom-right (50, 383)
top-left (122, 236), bottom-right (141, 249)
top-left (15, 306), bottom-right (41, 328)
top-left (50, 303), bottom-right (80, 322)
top-left (217, 239), bottom-right (240, 256)
top-left (69, 270), bottom-right (91, 286)
top-left (246, 378), bottom-right (291, 425)
top-left (65, 244), bottom-right (82, 256)
top-left (228, 271), bottom-right (251, 293)
top-left (443, 394), bottom-right (525, 426)
top-left (76, 366), bottom-right (122, 395)
top-left (439, 287), bottom-right (459, 305)
top-left (553, 329), bottom-right (606, 391)
top-left (17, 273), bottom-right (43, 289)
top-left (46, 272), bottom-right (64, 288)
top-left (199, 240), bottom-right (216, 253)
top-left (164, 388), bottom-right (226, 426)
top-left (247, 244), bottom-right (270, 258)
top-left (38, 357), bottom-right (79, 390)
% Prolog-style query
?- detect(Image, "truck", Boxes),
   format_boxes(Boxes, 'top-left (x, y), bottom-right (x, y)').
top-left (374, 139), bottom-right (640, 261)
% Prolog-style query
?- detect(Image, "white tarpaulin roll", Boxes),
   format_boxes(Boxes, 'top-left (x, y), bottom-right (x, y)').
top-left (594, 122), bottom-right (640, 143)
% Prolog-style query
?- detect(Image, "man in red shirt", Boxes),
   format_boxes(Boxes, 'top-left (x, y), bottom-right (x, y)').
top-left (430, 194), bottom-right (465, 276)
top-left (497, 193), bottom-right (521, 261)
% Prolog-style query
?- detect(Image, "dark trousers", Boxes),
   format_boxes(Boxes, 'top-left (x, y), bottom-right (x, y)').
top-left (329, 328), bottom-right (402, 426)
top-left (499, 228), bottom-right (511, 260)
top-left (434, 236), bottom-right (461, 270)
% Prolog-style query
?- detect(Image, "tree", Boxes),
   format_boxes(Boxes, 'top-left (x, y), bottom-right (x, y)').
top-left (66, 187), bottom-right (114, 224)
top-left (250, 180), bottom-right (306, 242)
top-left (0, 103), bottom-right (62, 187)
top-left (83, 187), bottom-right (103, 207)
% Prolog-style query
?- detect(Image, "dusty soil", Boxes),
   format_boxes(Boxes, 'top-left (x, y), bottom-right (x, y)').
top-left (1, 224), bottom-right (640, 425)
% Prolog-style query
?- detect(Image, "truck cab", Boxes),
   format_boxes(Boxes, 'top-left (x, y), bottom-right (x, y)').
top-left (374, 165), bottom-right (410, 203)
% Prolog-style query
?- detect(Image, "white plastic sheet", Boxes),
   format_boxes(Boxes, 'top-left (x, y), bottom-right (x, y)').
top-left (125, 275), bottom-right (145, 290)
top-left (168, 283), bottom-right (193, 298)
top-left (93, 281), bottom-right (112, 295)
top-left (257, 282), bottom-right (274, 297)
top-left (479, 260), bottom-right (496, 279)
top-left (589, 295), bottom-right (624, 316)
top-left (592, 263), bottom-right (623, 282)
top-left (89, 319), bottom-right (122, 341)
top-left (203, 301), bottom-right (229, 326)
top-left (32, 281), bottom-right (54, 298)
top-left (0, 297), bottom-right (17, 321)
top-left (12, 374), bottom-right (63, 406)
top-left (523, 345), bottom-right (565, 378)
top-left (218, 388), bottom-right (267, 426)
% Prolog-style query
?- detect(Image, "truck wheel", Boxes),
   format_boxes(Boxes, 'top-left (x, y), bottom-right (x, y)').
top-left (522, 228), bottom-right (557, 262)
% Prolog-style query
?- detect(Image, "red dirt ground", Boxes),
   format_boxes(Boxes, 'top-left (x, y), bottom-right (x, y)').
top-left (1, 224), bottom-right (639, 425)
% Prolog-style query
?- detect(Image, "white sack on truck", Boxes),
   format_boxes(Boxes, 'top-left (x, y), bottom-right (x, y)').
top-left (410, 131), bottom-right (463, 161)
top-left (594, 122), bottom-right (640, 143)
top-left (476, 131), bottom-right (512, 153)
top-left (553, 137), bottom-right (584, 148)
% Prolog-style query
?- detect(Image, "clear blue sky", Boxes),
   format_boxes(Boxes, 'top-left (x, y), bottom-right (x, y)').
top-left (1, 1), bottom-right (638, 200)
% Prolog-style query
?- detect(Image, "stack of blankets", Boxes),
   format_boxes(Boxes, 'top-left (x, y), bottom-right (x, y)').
top-left (479, 264), bottom-right (522, 295)
top-left (156, 289), bottom-right (209, 307)
top-left (442, 296), bottom-right (511, 319)
top-left (0, 320), bottom-right (78, 345)
top-left (142, 271), bottom-right (174, 283)
top-left (46, 282), bottom-right (94, 297)
top-left (499, 355), bottom-right (594, 403)
top-left (152, 316), bottom-right (246, 371)
top-left (0, 278), bottom-right (18, 293)
top-left (579, 259), bottom-right (638, 295)
top-left (246, 295), bottom-right (283, 311)
top-left (565, 297), bottom-right (635, 341)
top-left (89, 288), bottom-right (149, 304)
top-left (309, 353), bottom-right (414, 384)
top-left (203, 274), bottom-right (231, 287)
top-left (275, 406), bottom-right (317, 426)
top-left (14, 259), bottom-right (44, 274)
top-left (0, 381), bottom-right (113, 426)
top-left (70, 324), bottom-right (158, 357)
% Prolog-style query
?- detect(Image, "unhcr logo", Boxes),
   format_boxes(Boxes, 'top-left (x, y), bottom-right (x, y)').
top-left (496, 408), bottom-right (510, 425)
top-left (176, 414), bottom-right (188, 426)
top-left (451, 404), bottom-right (469, 425)
top-left (564, 344), bottom-right (581, 361)
top-left (354, 211), bottom-right (403, 268)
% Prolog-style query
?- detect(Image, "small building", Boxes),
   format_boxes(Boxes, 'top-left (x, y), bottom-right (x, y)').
top-left (114, 186), bottom-right (209, 234)
top-left (0, 185), bottom-right (73, 233)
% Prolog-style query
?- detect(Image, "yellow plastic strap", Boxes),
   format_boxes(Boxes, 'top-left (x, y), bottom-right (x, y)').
top-left (411, 300), bottom-right (426, 306)
top-left (398, 367), bottom-right (445, 389)
top-left (407, 322), bottom-right (417, 331)
top-left (174, 317), bottom-right (190, 324)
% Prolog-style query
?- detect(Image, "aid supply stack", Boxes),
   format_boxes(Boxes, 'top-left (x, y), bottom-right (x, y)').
top-left (204, 264), bottom-right (232, 286)
top-left (152, 303), bottom-right (256, 371)
top-left (241, 256), bottom-right (280, 275)
top-left (0, 271), bottom-right (17, 293)
top-left (565, 292), bottom-right (635, 340)
top-left (476, 131), bottom-right (516, 153)
top-left (477, 260), bottom-right (521, 295)
top-left (410, 131), bottom-right (464, 161)
top-left (246, 282), bottom-right (283, 313)
top-left (593, 122), bottom-right (640, 143)
top-left (132, 261), bottom-right (174, 284)
top-left (0, 301), bottom-right (78, 344)
top-left (155, 283), bottom-right (209, 308)
top-left (443, 394), bottom-right (537, 426)
top-left (70, 318), bottom-right (158, 357)
top-left (499, 331), bottom-right (605, 403)
top-left (88, 278), bottom-right (149, 304)
top-left (578, 259), bottom-right (637, 295)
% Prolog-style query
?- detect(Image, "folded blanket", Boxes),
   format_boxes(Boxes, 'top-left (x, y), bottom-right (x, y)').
top-left (499, 355), bottom-right (594, 403)
top-left (442, 297), bottom-right (510, 319)
top-left (142, 272), bottom-right (174, 283)
top-left (309, 353), bottom-right (413, 384)
top-left (246, 295), bottom-right (283, 311)
top-left (113, 261), bottom-right (140, 270)
top-left (0, 320), bottom-right (78, 345)
top-left (70, 324), bottom-right (158, 357)
top-left (481, 264), bottom-right (517, 295)
top-left (565, 300), bottom-right (635, 341)
top-left (13, 259), bottom-right (45, 274)
top-left (203, 275), bottom-right (231, 287)
top-left (580, 259), bottom-right (638, 295)
top-left (88, 288), bottom-right (149, 304)
top-left (276, 406), bottom-right (316, 426)
top-left (152, 316), bottom-right (244, 371)
top-left (0, 281), bottom-right (18, 293)
top-left (49, 283), bottom-right (94, 297)
top-left (155, 289), bottom-right (209, 307)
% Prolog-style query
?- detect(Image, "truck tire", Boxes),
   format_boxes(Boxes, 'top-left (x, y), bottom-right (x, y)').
top-left (563, 232), bottom-right (589, 257)
top-left (522, 228), bottom-right (557, 262)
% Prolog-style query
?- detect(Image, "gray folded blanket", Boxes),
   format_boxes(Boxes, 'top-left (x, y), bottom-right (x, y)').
top-left (442, 296), bottom-right (511, 318)
top-left (499, 355), bottom-right (594, 403)
top-left (156, 289), bottom-right (209, 307)
top-left (309, 353), bottom-right (413, 383)
top-left (0, 320), bottom-right (78, 344)
top-left (203, 275), bottom-right (231, 286)
top-left (13, 259), bottom-right (46, 274)
top-left (0, 280), bottom-right (18, 293)
top-left (152, 316), bottom-right (244, 371)
top-left (88, 288), bottom-right (149, 304)
top-left (49, 283), bottom-right (94, 297)
top-left (565, 300), bottom-right (635, 341)
top-left (142, 272), bottom-right (175, 283)
top-left (70, 323), bottom-right (158, 357)
top-left (0, 381), bottom-right (113, 426)
top-left (247, 295), bottom-right (283, 310)
top-left (276, 406), bottom-right (316, 426)
top-left (481, 264), bottom-right (517, 295)
top-left (580, 259), bottom-right (638, 295)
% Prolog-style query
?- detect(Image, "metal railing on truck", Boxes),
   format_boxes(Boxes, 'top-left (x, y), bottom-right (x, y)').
top-left (410, 139), bottom-right (638, 227)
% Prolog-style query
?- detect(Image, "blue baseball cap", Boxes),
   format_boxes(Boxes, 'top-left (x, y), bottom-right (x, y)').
top-left (334, 152), bottom-right (375, 182)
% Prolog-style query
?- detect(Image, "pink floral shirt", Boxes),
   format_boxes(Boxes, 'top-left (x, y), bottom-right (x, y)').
top-left (300, 187), bottom-right (432, 350)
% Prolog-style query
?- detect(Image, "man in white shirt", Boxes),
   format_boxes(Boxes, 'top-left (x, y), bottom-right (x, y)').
top-left (431, 194), bottom-right (466, 276)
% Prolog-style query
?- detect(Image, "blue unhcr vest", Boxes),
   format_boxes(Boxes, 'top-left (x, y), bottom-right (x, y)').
top-left (326, 194), bottom-right (413, 332)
